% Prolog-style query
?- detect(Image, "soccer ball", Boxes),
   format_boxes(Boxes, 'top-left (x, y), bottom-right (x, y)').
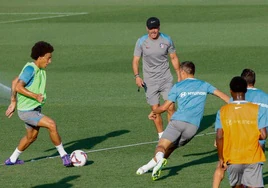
top-left (70, 150), bottom-right (88, 167)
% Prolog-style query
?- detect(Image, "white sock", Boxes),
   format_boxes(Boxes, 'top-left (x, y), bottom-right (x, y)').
top-left (158, 132), bottom-right (163, 139)
top-left (10, 148), bottom-right (22, 163)
top-left (55, 143), bottom-right (67, 157)
top-left (155, 151), bottom-right (164, 162)
top-left (141, 158), bottom-right (157, 171)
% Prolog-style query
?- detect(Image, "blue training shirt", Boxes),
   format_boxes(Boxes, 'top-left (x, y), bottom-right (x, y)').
top-left (168, 78), bottom-right (216, 127)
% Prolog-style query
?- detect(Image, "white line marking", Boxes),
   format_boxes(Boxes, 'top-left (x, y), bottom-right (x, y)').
top-left (0, 12), bottom-right (88, 15)
top-left (0, 131), bottom-right (216, 165)
top-left (0, 12), bottom-right (88, 24)
top-left (0, 83), bottom-right (11, 91)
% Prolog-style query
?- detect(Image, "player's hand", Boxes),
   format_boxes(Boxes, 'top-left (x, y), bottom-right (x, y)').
top-left (148, 111), bottom-right (156, 120)
top-left (36, 94), bottom-right (44, 103)
top-left (214, 140), bottom-right (217, 147)
top-left (219, 160), bottom-right (227, 171)
top-left (5, 102), bottom-right (16, 118)
top-left (135, 77), bottom-right (144, 88)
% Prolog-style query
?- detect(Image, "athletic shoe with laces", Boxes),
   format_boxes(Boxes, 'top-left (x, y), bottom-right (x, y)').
top-left (61, 154), bottom-right (72, 167)
top-left (152, 158), bottom-right (167, 181)
top-left (5, 158), bottom-right (24, 165)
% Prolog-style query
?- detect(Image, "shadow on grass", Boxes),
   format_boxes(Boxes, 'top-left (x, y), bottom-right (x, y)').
top-left (263, 171), bottom-right (268, 185)
top-left (158, 149), bottom-right (218, 181)
top-left (160, 150), bottom-right (268, 187)
top-left (32, 175), bottom-right (80, 188)
top-left (26, 130), bottom-right (130, 162)
top-left (197, 113), bottom-right (217, 133)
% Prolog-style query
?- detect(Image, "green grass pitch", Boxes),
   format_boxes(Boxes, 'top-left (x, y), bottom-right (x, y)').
top-left (1, 0), bottom-right (268, 187)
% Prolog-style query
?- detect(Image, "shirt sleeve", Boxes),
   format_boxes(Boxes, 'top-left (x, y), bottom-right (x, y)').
top-left (19, 66), bottom-right (34, 84)
top-left (167, 37), bottom-right (176, 54)
top-left (206, 82), bottom-right (217, 94)
top-left (133, 38), bottom-right (142, 57)
top-left (167, 84), bottom-right (177, 102)
top-left (215, 110), bottom-right (222, 131)
top-left (258, 106), bottom-right (268, 129)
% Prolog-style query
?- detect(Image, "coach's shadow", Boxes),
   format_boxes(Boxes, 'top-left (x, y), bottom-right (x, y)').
top-left (197, 113), bottom-right (217, 133)
top-left (32, 175), bottom-right (80, 188)
top-left (27, 130), bottom-right (130, 161)
top-left (159, 149), bottom-right (218, 180)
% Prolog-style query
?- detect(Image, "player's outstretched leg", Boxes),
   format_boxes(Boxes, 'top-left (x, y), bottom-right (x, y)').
top-left (61, 154), bottom-right (72, 167)
top-left (5, 158), bottom-right (24, 165)
top-left (152, 158), bottom-right (167, 180)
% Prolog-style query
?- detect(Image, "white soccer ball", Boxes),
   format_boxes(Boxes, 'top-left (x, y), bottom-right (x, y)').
top-left (70, 150), bottom-right (88, 167)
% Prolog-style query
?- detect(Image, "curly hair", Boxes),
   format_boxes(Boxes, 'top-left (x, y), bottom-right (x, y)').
top-left (31, 41), bottom-right (54, 60)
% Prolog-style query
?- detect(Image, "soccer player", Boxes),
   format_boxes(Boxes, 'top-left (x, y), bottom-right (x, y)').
top-left (132, 17), bottom-right (180, 139)
top-left (215, 76), bottom-right (267, 188)
top-left (136, 61), bottom-right (230, 180)
top-left (5, 41), bottom-right (72, 167)
top-left (212, 68), bottom-right (268, 188)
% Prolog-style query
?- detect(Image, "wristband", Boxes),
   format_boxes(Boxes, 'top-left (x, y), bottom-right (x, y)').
top-left (134, 74), bottom-right (140, 79)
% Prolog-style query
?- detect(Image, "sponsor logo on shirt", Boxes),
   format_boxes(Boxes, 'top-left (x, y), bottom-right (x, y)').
top-left (179, 92), bottom-right (206, 98)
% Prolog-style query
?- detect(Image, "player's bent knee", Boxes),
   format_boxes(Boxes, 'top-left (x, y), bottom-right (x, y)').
top-left (47, 121), bottom-right (58, 132)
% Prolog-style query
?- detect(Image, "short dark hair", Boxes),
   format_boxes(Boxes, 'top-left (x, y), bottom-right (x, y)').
top-left (241, 68), bottom-right (255, 86)
top-left (31, 41), bottom-right (54, 60)
top-left (230, 76), bottom-right (247, 93)
top-left (180, 61), bottom-right (195, 75)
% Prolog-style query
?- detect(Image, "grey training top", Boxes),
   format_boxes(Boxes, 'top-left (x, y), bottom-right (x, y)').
top-left (134, 32), bottom-right (176, 83)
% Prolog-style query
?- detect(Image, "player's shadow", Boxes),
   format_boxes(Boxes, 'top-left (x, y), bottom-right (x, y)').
top-left (26, 130), bottom-right (130, 162)
top-left (197, 113), bottom-right (217, 133)
top-left (158, 149), bottom-right (218, 180)
top-left (31, 175), bottom-right (80, 188)
top-left (263, 171), bottom-right (268, 185)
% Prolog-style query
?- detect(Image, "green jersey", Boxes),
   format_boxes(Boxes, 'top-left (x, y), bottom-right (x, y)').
top-left (17, 62), bottom-right (47, 111)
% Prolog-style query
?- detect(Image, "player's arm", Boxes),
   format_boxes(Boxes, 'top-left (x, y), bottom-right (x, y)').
top-left (213, 89), bottom-right (230, 103)
top-left (169, 52), bottom-right (181, 82)
top-left (5, 76), bottom-right (19, 118)
top-left (132, 55), bottom-right (144, 87)
top-left (16, 66), bottom-right (43, 103)
top-left (16, 80), bottom-right (43, 103)
top-left (148, 100), bottom-right (173, 120)
top-left (216, 128), bottom-right (224, 164)
top-left (259, 127), bottom-right (267, 140)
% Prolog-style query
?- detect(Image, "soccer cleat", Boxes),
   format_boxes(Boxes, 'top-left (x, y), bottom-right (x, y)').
top-left (5, 158), bottom-right (24, 165)
top-left (136, 166), bottom-right (148, 175)
top-left (61, 154), bottom-right (72, 167)
top-left (152, 158), bottom-right (167, 181)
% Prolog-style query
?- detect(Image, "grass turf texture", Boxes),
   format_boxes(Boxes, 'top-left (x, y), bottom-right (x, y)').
top-left (1, 0), bottom-right (268, 187)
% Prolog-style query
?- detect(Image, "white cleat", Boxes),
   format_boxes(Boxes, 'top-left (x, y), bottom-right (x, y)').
top-left (136, 166), bottom-right (148, 175)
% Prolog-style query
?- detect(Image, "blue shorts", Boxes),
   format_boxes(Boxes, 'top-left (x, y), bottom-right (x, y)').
top-left (18, 106), bottom-right (44, 129)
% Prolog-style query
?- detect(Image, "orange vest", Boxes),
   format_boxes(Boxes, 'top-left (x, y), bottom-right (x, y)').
top-left (220, 102), bottom-right (266, 164)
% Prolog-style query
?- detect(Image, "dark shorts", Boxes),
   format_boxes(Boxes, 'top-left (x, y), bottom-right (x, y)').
top-left (18, 106), bottom-right (44, 129)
